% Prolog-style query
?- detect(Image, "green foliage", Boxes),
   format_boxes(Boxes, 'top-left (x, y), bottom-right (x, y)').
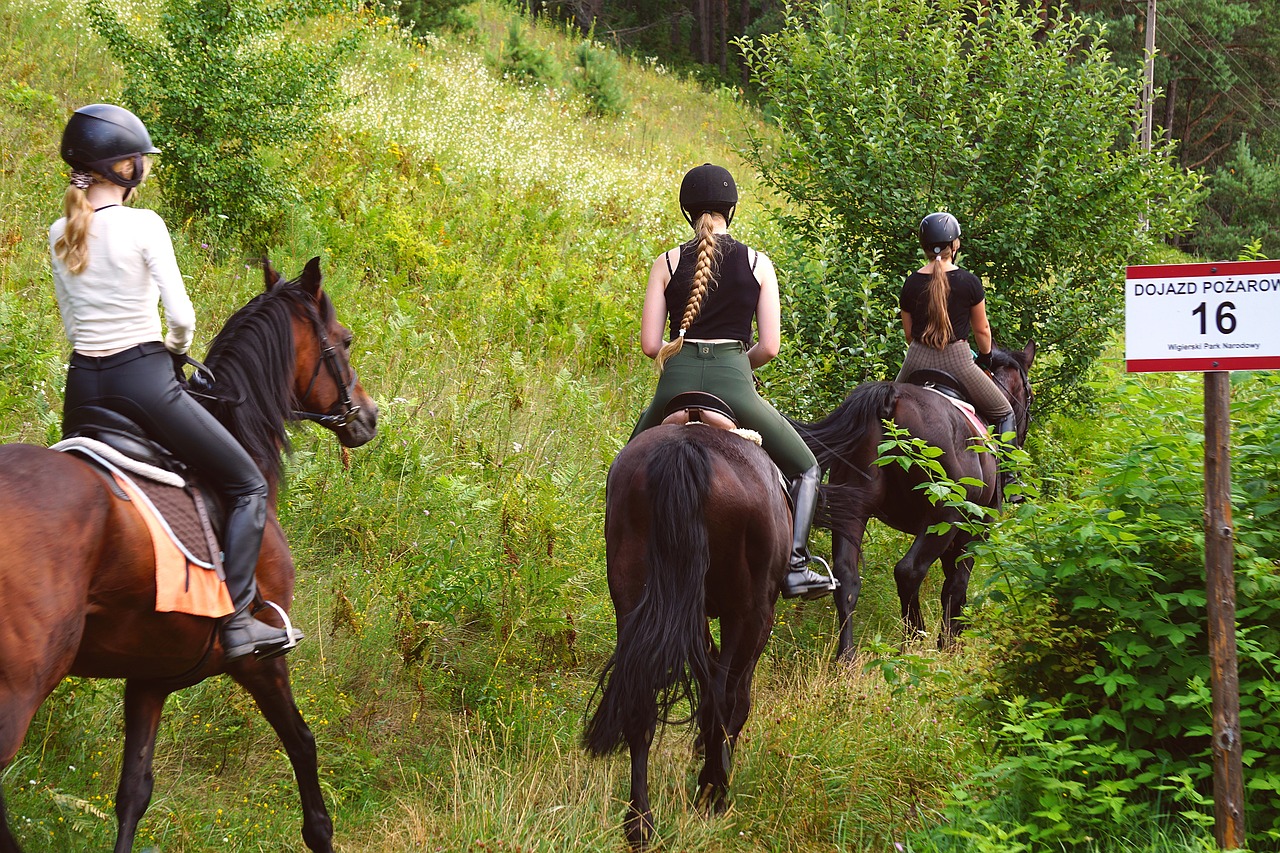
top-left (962, 371), bottom-right (1280, 845)
top-left (571, 40), bottom-right (626, 117)
top-left (496, 20), bottom-right (561, 87)
top-left (1188, 134), bottom-right (1280, 262)
top-left (84, 0), bottom-right (361, 249)
top-left (739, 0), bottom-right (1205, 413)
top-left (378, 0), bottom-right (474, 35)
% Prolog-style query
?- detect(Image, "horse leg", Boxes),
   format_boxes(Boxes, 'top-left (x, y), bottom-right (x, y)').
top-left (229, 659), bottom-right (334, 853)
top-left (625, 723), bottom-right (657, 850)
top-left (938, 534), bottom-right (975, 646)
top-left (831, 519), bottom-right (867, 662)
top-left (112, 680), bottom-right (171, 853)
top-left (0, 682), bottom-right (71, 852)
top-left (894, 530), bottom-right (956, 642)
top-left (696, 637), bottom-right (730, 813)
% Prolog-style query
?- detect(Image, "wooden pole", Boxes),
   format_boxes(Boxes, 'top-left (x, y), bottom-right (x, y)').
top-left (1204, 370), bottom-right (1245, 849)
top-left (1141, 0), bottom-right (1156, 154)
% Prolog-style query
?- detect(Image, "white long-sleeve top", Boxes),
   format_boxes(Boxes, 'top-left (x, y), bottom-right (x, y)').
top-left (49, 206), bottom-right (195, 355)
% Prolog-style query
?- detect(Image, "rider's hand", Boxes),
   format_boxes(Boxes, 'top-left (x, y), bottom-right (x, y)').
top-left (171, 350), bottom-right (188, 385)
top-left (975, 350), bottom-right (993, 371)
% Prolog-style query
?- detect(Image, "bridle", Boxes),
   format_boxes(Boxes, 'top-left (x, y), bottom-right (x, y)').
top-left (291, 310), bottom-right (361, 430)
top-left (996, 363), bottom-right (1035, 442)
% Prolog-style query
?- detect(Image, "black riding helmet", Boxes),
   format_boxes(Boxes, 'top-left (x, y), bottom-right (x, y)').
top-left (679, 163), bottom-right (737, 227)
top-left (919, 211), bottom-right (961, 257)
top-left (60, 104), bottom-right (160, 190)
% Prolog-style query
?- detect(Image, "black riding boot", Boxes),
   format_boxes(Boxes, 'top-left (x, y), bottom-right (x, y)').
top-left (992, 412), bottom-right (1020, 500)
top-left (780, 465), bottom-right (837, 600)
top-left (220, 493), bottom-right (298, 661)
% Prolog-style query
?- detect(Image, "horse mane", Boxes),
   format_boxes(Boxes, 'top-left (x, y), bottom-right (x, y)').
top-left (200, 280), bottom-right (330, 484)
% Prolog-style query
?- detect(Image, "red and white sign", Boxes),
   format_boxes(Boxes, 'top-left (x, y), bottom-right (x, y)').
top-left (1125, 259), bottom-right (1280, 372)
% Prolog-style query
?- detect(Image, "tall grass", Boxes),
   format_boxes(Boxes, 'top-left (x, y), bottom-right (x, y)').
top-left (0, 1), bottom-right (1225, 850)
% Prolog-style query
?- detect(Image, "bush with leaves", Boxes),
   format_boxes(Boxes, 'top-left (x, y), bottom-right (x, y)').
top-left (85, 0), bottom-right (360, 249)
top-left (957, 371), bottom-right (1280, 845)
top-left (739, 0), bottom-right (1205, 414)
top-left (496, 21), bottom-right (561, 88)
top-left (570, 40), bottom-right (626, 117)
top-left (378, 0), bottom-right (473, 36)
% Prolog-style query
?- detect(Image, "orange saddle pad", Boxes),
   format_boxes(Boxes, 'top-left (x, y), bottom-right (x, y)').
top-left (111, 471), bottom-right (234, 618)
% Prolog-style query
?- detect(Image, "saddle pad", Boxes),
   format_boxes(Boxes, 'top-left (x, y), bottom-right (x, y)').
top-left (111, 472), bottom-right (233, 618)
top-left (921, 386), bottom-right (992, 446)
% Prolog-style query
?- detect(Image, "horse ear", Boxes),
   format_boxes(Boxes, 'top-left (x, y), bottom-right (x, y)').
top-left (299, 256), bottom-right (323, 297)
top-left (262, 256), bottom-right (283, 292)
top-left (1023, 340), bottom-right (1037, 368)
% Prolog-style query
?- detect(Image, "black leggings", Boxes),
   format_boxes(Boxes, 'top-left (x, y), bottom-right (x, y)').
top-left (63, 341), bottom-right (266, 502)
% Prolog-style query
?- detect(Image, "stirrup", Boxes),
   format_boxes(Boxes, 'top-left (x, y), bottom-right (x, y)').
top-left (781, 555), bottom-right (838, 600)
top-left (229, 594), bottom-right (303, 660)
top-left (254, 600), bottom-right (304, 660)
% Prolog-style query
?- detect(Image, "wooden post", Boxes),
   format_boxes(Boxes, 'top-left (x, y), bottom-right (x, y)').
top-left (1204, 370), bottom-right (1245, 849)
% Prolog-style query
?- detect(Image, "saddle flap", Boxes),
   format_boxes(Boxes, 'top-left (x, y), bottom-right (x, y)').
top-left (62, 406), bottom-right (185, 475)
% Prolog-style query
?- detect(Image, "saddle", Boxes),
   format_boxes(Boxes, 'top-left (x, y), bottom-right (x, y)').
top-left (905, 369), bottom-right (989, 439)
top-left (660, 391), bottom-right (739, 430)
top-left (53, 406), bottom-right (233, 618)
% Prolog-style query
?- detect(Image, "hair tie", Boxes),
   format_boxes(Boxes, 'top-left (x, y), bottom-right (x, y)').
top-left (69, 170), bottom-right (94, 190)
top-left (678, 329), bottom-right (686, 337)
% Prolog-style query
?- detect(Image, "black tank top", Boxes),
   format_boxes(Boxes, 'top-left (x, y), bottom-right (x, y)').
top-left (665, 235), bottom-right (760, 345)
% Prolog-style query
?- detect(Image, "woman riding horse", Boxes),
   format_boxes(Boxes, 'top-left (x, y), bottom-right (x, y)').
top-left (896, 212), bottom-right (1016, 447)
top-left (51, 104), bottom-right (294, 661)
top-left (630, 163), bottom-right (835, 600)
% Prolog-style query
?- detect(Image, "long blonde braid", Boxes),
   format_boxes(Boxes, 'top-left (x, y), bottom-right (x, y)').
top-left (655, 212), bottom-right (721, 372)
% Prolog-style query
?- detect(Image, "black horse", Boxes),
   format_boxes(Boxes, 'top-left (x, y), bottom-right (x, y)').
top-left (795, 342), bottom-right (1035, 656)
top-left (583, 423), bottom-right (792, 849)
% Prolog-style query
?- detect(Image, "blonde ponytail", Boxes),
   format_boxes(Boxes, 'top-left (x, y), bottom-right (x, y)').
top-left (919, 244), bottom-right (954, 350)
top-left (655, 213), bottom-right (721, 372)
top-left (54, 183), bottom-right (95, 275)
top-left (53, 158), bottom-right (148, 276)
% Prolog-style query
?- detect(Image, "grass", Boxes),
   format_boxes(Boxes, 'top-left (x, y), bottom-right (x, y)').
top-left (0, 0), bottom-right (1231, 850)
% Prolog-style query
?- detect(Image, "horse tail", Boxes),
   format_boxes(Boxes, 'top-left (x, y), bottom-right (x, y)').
top-left (790, 381), bottom-right (899, 474)
top-left (584, 436), bottom-right (714, 757)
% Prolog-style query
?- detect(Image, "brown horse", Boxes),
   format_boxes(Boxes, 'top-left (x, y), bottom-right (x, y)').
top-left (795, 342), bottom-right (1035, 657)
top-left (583, 423), bottom-right (791, 849)
top-left (0, 258), bottom-right (378, 853)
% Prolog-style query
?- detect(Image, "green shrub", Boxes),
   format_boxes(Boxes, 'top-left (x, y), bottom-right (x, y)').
top-left (962, 371), bottom-right (1280, 845)
top-left (84, 0), bottom-right (361, 249)
top-left (379, 0), bottom-right (473, 35)
top-left (496, 20), bottom-right (560, 88)
top-left (570, 40), bottom-right (625, 117)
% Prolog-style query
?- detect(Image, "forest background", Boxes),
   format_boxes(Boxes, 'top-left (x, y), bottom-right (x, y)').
top-left (0, 0), bottom-right (1277, 850)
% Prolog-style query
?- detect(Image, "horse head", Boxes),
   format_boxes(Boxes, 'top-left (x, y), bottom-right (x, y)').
top-left (992, 340), bottom-right (1035, 446)
top-left (265, 257), bottom-right (379, 449)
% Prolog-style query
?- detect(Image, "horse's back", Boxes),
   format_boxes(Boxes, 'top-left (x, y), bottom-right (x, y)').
top-left (606, 426), bottom-right (789, 601)
top-left (879, 384), bottom-right (998, 521)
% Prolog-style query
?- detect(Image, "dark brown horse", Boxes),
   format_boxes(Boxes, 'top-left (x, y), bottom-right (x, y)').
top-left (795, 342), bottom-right (1035, 657)
top-left (0, 258), bottom-right (378, 853)
top-left (583, 424), bottom-right (791, 849)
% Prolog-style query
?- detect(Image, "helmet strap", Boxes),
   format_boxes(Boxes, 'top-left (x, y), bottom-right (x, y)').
top-left (83, 154), bottom-right (146, 189)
